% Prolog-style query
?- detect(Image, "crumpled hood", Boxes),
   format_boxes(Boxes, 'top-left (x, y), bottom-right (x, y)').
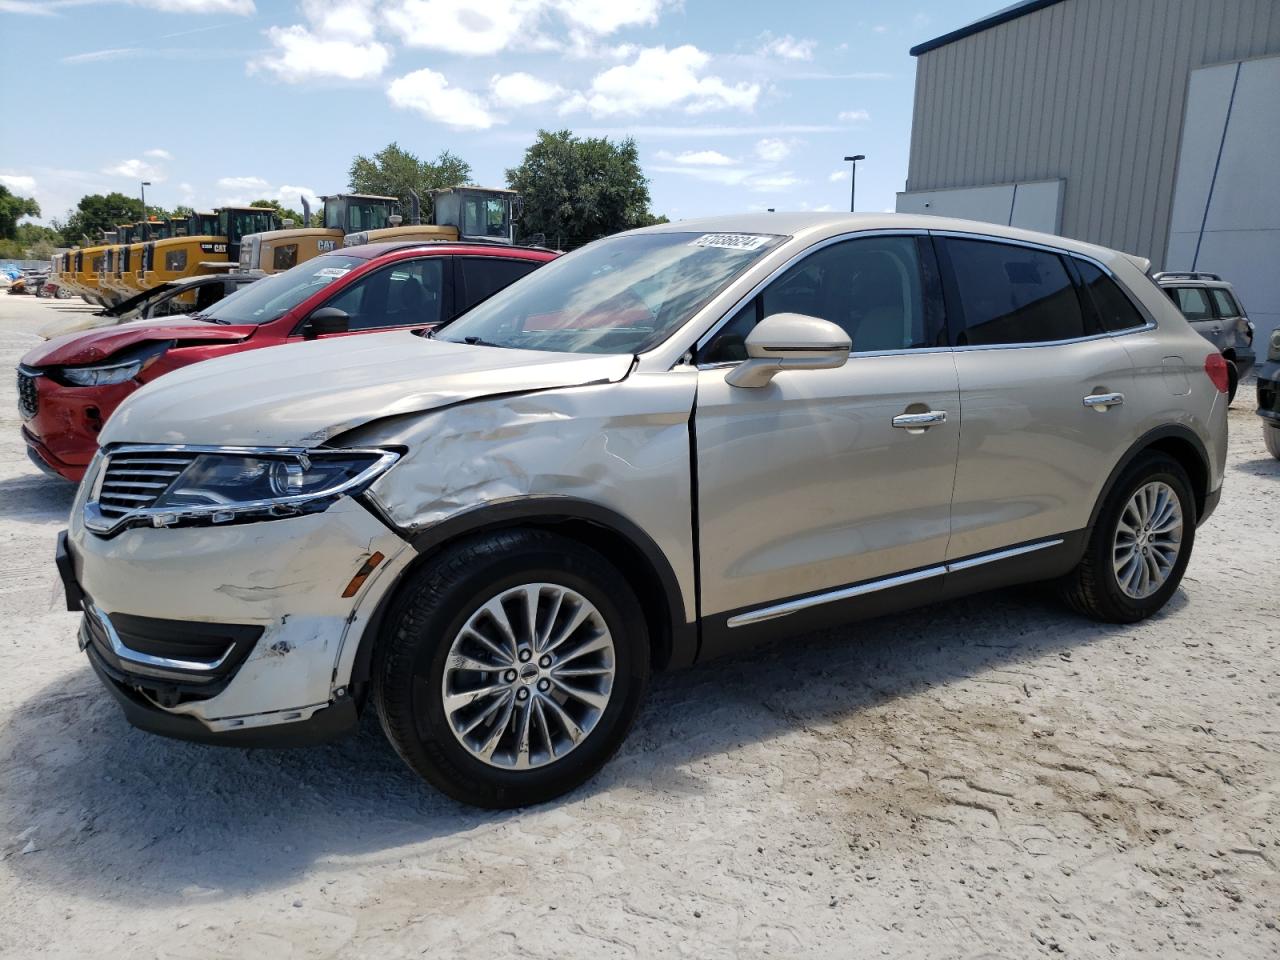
top-left (101, 330), bottom-right (634, 447)
top-left (21, 317), bottom-right (255, 366)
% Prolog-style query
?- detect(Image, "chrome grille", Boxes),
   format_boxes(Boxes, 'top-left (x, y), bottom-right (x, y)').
top-left (16, 367), bottom-right (38, 420)
top-left (95, 451), bottom-right (197, 519)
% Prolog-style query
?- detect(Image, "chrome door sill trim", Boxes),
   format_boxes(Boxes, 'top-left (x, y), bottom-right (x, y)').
top-left (726, 537), bottom-right (1065, 628)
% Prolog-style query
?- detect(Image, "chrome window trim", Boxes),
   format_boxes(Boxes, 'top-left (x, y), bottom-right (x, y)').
top-left (726, 537), bottom-right (1064, 628)
top-left (83, 444), bottom-right (400, 536)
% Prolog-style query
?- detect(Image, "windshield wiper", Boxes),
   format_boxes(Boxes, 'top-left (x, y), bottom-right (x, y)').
top-left (462, 335), bottom-right (500, 347)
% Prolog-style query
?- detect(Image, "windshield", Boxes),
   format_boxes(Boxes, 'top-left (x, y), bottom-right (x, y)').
top-left (200, 254), bottom-right (364, 325)
top-left (437, 231), bottom-right (784, 354)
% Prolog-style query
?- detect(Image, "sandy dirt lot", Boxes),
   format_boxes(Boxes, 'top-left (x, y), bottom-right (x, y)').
top-left (0, 292), bottom-right (1276, 959)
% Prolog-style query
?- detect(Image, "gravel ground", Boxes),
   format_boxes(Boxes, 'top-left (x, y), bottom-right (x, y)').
top-left (0, 292), bottom-right (1277, 960)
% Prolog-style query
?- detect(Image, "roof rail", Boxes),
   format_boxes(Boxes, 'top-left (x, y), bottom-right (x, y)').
top-left (1152, 271), bottom-right (1221, 282)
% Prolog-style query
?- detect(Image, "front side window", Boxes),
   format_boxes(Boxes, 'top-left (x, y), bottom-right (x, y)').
top-left (1209, 288), bottom-right (1241, 318)
top-left (323, 257), bottom-right (444, 330)
top-left (200, 254), bottom-right (365, 325)
top-left (944, 238), bottom-right (1086, 345)
top-left (462, 196), bottom-right (508, 238)
top-left (1169, 287), bottom-right (1212, 322)
top-left (437, 231), bottom-right (785, 355)
top-left (1075, 260), bottom-right (1145, 331)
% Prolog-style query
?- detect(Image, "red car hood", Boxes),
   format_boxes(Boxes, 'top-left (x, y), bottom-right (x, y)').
top-left (21, 317), bottom-right (256, 367)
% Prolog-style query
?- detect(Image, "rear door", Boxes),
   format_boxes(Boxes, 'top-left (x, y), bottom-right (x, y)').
top-left (937, 234), bottom-right (1137, 559)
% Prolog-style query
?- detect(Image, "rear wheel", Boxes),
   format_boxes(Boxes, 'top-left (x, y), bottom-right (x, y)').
top-left (1060, 452), bottom-right (1195, 623)
top-left (373, 529), bottom-right (650, 808)
top-left (1264, 423), bottom-right (1280, 460)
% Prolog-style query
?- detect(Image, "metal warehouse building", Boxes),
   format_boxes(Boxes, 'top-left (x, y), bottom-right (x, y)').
top-left (897, 0), bottom-right (1280, 343)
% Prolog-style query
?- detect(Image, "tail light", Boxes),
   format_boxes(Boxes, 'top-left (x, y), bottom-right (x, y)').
top-left (1204, 352), bottom-right (1229, 393)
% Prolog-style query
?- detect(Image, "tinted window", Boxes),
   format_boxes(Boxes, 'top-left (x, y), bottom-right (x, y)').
top-left (944, 239), bottom-right (1085, 345)
top-left (458, 257), bottom-right (540, 312)
top-left (1075, 260), bottom-right (1146, 332)
top-left (1209, 288), bottom-right (1241, 318)
top-left (760, 236), bottom-right (931, 352)
top-left (698, 299), bottom-right (757, 364)
top-left (1169, 287), bottom-right (1212, 322)
top-left (324, 257), bottom-right (444, 331)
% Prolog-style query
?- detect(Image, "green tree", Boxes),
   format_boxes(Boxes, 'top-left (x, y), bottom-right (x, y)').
top-left (0, 185), bottom-right (41, 240)
top-left (506, 129), bottom-right (666, 248)
top-left (54, 192), bottom-right (144, 245)
top-left (348, 142), bottom-right (472, 220)
top-left (248, 198), bottom-right (305, 226)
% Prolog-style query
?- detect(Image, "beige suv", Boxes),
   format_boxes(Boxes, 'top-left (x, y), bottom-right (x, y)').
top-left (58, 214), bottom-right (1228, 808)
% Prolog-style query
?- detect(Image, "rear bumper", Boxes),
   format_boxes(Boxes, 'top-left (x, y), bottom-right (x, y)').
top-left (1256, 361), bottom-right (1279, 423)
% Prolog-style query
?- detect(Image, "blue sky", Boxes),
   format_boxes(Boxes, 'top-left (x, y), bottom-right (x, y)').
top-left (0, 0), bottom-right (996, 228)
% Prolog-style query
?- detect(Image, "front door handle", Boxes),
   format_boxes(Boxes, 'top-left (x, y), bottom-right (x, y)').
top-left (892, 410), bottom-right (947, 429)
top-left (1083, 392), bottom-right (1125, 409)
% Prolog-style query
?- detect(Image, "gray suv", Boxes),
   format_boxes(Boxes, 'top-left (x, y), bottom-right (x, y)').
top-left (1154, 272), bottom-right (1255, 402)
top-left (58, 214), bottom-right (1229, 808)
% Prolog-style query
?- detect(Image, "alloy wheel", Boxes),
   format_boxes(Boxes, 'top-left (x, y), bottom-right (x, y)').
top-left (1112, 480), bottom-right (1183, 599)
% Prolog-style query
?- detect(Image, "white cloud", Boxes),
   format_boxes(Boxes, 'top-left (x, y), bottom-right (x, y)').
top-left (873, 24), bottom-right (889, 34)
top-left (490, 72), bottom-right (564, 108)
top-left (217, 175), bottom-right (270, 192)
top-left (382, 0), bottom-right (537, 55)
top-left (838, 109), bottom-right (870, 123)
top-left (176, 182), bottom-right (197, 204)
top-left (62, 47), bottom-right (140, 63)
top-left (3, 0), bottom-right (255, 11)
top-left (254, 25), bottom-right (391, 82)
top-left (828, 169), bottom-right (846, 183)
top-left (754, 138), bottom-right (793, 163)
top-left (104, 158), bottom-right (166, 181)
top-left (275, 184), bottom-right (322, 212)
top-left (387, 68), bottom-right (497, 129)
top-left (650, 163), bottom-right (804, 193)
top-left (558, 0), bottom-right (668, 35)
top-left (757, 33), bottom-right (815, 61)
top-left (144, 148), bottom-right (172, 160)
top-left (657, 149), bottom-right (737, 166)
top-left (563, 45), bottom-right (760, 117)
top-left (0, 174), bottom-right (37, 195)
top-left (747, 173), bottom-right (802, 192)
top-left (299, 0), bottom-right (378, 42)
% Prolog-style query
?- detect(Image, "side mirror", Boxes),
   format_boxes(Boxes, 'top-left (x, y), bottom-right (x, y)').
top-left (725, 312), bottom-right (851, 388)
top-left (305, 306), bottom-right (350, 338)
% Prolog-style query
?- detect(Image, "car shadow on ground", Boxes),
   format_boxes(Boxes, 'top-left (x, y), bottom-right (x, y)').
top-left (0, 472), bottom-right (77, 524)
top-left (0, 580), bottom-right (1183, 908)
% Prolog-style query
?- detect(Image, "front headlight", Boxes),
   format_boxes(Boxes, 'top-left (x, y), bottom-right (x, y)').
top-left (61, 340), bottom-right (171, 386)
top-left (155, 451), bottom-right (391, 510)
top-left (84, 446), bottom-right (401, 534)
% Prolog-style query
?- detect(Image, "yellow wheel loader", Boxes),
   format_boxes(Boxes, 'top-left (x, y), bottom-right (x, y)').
top-left (137, 206), bottom-right (279, 290)
top-left (237, 193), bottom-right (399, 275)
top-left (342, 186), bottom-right (523, 248)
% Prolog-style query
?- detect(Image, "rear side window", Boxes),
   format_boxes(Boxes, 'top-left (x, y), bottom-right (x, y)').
top-left (1074, 260), bottom-right (1146, 331)
top-left (1169, 287), bottom-right (1212, 322)
top-left (1209, 288), bottom-right (1241, 318)
top-left (458, 257), bottom-right (540, 313)
top-left (942, 238), bottom-right (1086, 345)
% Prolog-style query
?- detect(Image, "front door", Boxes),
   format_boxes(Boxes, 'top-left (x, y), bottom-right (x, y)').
top-left (693, 233), bottom-right (961, 648)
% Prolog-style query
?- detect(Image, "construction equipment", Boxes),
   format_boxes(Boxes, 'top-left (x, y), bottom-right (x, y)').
top-left (137, 206), bottom-right (280, 290)
top-left (342, 186), bottom-right (522, 248)
top-left (236, 193), bottom-right (399, 275)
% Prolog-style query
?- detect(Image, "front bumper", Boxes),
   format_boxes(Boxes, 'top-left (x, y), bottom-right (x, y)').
top-left (1256, 360), bottom-right (1279, 425)
top-left (19, 374), bottom-right (135, 482)
top-left (63, 496), bottom-right (411, 745)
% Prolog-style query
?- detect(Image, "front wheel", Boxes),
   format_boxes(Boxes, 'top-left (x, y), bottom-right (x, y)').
top-left (373, 529), bottom-right (650, 808)
top-left (1059, 452), bottom-right (1195, 623)
top-left (1264, 423), bottom-right (1280, 460)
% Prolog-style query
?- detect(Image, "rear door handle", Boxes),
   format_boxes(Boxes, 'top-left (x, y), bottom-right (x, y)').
top-left (1083, 392), bottom-right (1124, 408)
top-left (892, 411), bottom-right (947, 429)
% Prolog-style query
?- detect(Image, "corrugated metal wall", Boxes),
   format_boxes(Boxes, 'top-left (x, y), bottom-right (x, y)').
top-left (906, 0), bottom-right (1280, 265)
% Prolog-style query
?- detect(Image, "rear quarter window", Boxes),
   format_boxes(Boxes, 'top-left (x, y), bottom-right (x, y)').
top-left (1074, 260), bottom-right (1147, 332)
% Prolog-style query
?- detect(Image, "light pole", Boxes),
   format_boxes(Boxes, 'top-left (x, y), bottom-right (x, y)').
top-left (843, 155), bottom-right (864, 212)
top-left (140, 180), bottom-right (151, 239)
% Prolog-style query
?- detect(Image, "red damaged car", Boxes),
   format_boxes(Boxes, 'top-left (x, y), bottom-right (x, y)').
top-left (17, 242), bottom-right (557, 481)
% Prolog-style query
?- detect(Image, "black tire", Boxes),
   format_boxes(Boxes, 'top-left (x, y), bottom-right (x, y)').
top-left (1226, 360), bottom-right (1239, 405)
top-left (373, 528), bottom-right (650, 808)
top-left (1059, 452), bottom-right (1196, 623)
top-left (1264, 423), bottom-right (1280, 461)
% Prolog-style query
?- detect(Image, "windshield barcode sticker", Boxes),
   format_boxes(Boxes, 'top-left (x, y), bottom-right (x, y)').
top-left (689, 233), bottom-right (772, 251)
top-left (314, 267), bottom-right (350, 279)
